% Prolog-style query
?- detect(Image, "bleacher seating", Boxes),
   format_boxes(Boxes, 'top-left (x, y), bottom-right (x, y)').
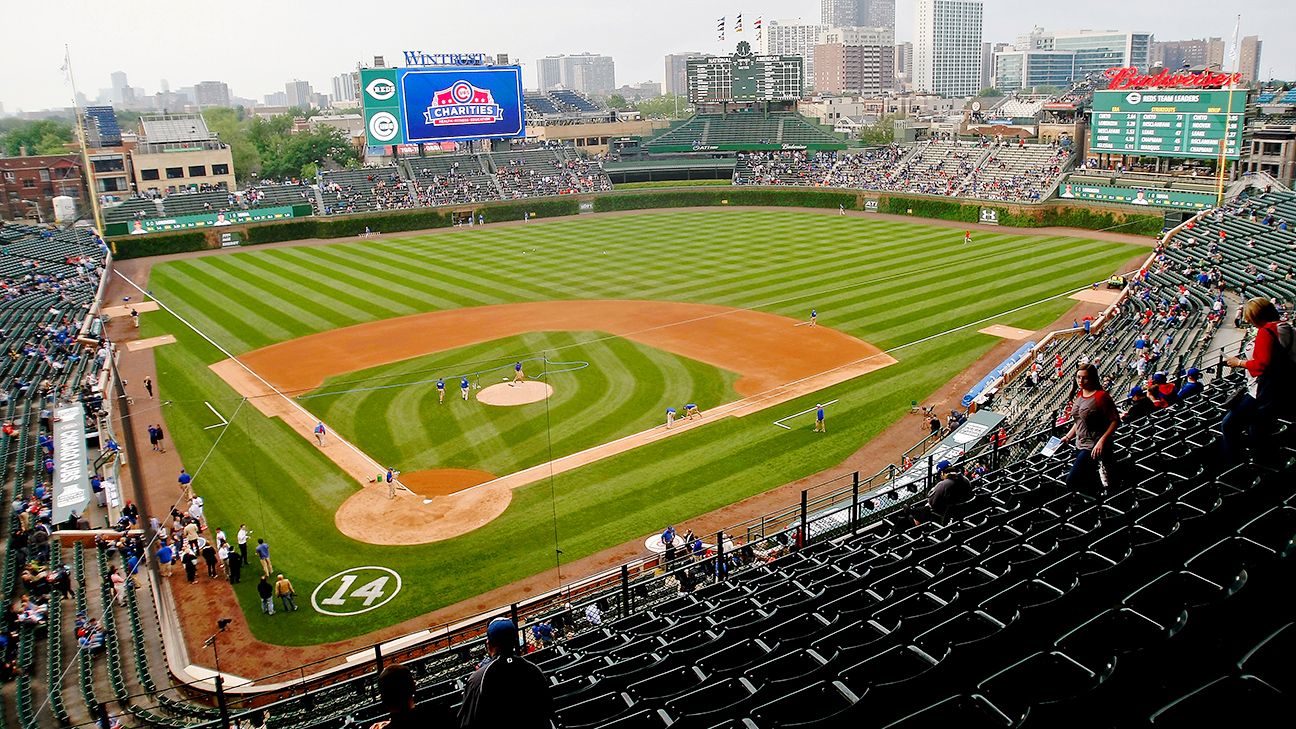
top-left (407, 155), bottom-right (499, 206)
top-left (317, 166), bottom-right (410, 214)
top-left (549, 90), bottom-right (602, 113)
top-left (490, 148), bottom-right (612, 199)
top-left (644, 114), bottom-right (846, 152)
top-left (736, 139), bottom-right (1071, 203)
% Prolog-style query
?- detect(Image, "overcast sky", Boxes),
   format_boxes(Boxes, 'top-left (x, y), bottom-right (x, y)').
top-left (0, 0), bottom-right (1288, 111)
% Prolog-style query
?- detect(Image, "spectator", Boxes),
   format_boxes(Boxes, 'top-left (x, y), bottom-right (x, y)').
top-left (1123, 386), bottom-right (1156, 423)
top-left (1059, 364), bottom-right (1121, 497)
top-left (1222, 298), bottom-right (1294, 462)
top-left (458, 618), bottom-right (551, 728)
top-left (370, 664), bottom-right (423, 728)
top-left (914, 459), bottom-right (974, 524)
top-left (1177, 368), bottom-right (1203, 400)
top-left (275, 574), bottom-right (298, 612)
top-left (257, 576), bottom-right (275, 615)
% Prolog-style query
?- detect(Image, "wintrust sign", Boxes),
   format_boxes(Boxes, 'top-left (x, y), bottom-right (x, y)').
top-left (1104, 66), bottom-right (1242, 90)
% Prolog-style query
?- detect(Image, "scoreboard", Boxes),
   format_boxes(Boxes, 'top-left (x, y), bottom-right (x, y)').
top-left (1089, 90), bottom-right (1245, 160)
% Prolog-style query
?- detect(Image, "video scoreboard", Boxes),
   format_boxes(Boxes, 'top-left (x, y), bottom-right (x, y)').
top-left (361, 65), bottom-right (524, 147)
top-left (1089, 89), bottom-right (1245, 160)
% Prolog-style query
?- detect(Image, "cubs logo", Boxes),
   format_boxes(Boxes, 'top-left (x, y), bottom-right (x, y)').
top-left (423, 80), bottom-right (503, 126)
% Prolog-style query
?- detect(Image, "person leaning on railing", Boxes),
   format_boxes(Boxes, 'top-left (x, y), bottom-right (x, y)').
top-left (1221, 298), bottom-right (1295, 462)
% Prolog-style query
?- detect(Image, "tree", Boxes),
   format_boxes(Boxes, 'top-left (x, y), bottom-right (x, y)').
top-left (203, 107), bottom-right (261, 184)
top-left (634, 94), bottom-right (690, 119)
top-left (606, 94), bottom-right (628, 110)
top-left (857, 115), bottom-right (901, 147)
top-left (0, 119), bottom-right (74, 157)
top-left (978, 87), bottom-right (1004, 97)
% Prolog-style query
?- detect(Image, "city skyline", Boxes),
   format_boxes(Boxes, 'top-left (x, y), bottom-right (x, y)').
top-left (0, 0), bottom-right (1290, 112)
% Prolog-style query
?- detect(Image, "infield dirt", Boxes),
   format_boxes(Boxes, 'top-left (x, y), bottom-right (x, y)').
top-left (211, 300), bottom-right (895, 543)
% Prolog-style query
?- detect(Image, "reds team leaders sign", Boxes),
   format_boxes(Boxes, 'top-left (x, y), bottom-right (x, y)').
top-left (361, 66), bottom-right (524, 146)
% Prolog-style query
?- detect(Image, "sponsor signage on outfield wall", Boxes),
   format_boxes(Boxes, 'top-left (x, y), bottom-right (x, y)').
top-left (361, 66), bottom-right (525, 146)
top-left (104, 205), bottom-right (308, 237)
top-left (1058, 182), bottom-right (1216, 210)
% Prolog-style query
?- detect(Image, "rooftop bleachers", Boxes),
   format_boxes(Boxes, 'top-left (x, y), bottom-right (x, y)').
top-left (550, 90), bottom-right (602, 113)
top-left (525, 94), bottom-right (565, 116)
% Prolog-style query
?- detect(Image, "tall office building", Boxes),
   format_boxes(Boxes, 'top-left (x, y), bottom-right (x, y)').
top-left (1238, 36), bottom-right (1263, 82)
top-left (535, 54), bottom-right (616, 95)
top-left (285, 80), bottom-right (313, 109)
top-left (821, 0), bottom-right (895, 32)
top-left (992, 50), bottom-right (1077, 92)
top-left (814, 41), bottom-right (895, 94)
top-left (1151, 38), bottom-right (1225, 71)
top-left (894, 42), bottom-right (914, 77)
top-left (194, 81), bottom-right (232, 108)
top-left (913, 0), bottom-right (984, 98)
top-left (1046, 30), bottom-right (1153, 79)
top-left (664, 53), bottom-right (703, 97)
top-left (331, 72), bottom-right (358, 102)
top-left (763, 19), bottom-right (829, 87)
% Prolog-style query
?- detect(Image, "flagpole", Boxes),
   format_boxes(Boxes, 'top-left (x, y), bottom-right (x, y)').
top-left (66, 44), bottom-right (106, 235)
top-left (1216, 15), bottom-right (1240, 206)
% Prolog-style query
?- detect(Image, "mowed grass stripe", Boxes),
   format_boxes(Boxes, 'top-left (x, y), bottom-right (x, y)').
top-left (148, 262), bottom-right (296, 351)
top-left (245, 249), bottom-right (413, 322)
top-left (201, 255), bottom-right (369, 332)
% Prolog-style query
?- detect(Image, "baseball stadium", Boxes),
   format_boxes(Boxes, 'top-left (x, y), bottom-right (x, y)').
top-left (6, 43), bottom-right (1296, 729)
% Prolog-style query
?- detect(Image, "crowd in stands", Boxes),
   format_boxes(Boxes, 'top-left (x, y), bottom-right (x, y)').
top-left (735, 137), bottom-right (1072, 202)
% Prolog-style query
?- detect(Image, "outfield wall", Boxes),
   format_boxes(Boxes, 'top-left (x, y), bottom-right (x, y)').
top-left (107, 187), bottom-right (1163, 260)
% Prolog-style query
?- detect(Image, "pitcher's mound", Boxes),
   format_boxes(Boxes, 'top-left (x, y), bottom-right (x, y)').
top-left (478, 380), bottom-right (553, 406)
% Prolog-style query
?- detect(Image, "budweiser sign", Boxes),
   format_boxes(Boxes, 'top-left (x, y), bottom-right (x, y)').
top-left (1104, 66), bottom-right (1242, 90)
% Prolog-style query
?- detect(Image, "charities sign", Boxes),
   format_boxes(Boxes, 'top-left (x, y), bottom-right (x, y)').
top-left (361, 66), bottom-right (524, 146)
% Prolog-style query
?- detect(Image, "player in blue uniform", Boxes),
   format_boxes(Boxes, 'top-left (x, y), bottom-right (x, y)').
top-left (684, 403), bottom-right (701, 421)
top-left (810, 309), bottom-right (817, 326)
top-left (666, 407), bottom-right (677, 428)
top-left (461, 376), bottom-right (470, 401)
top-left (815, 404), bottom-right (826, 432)
top-left (436, 378), bottom-right (445, 404)
top-left (512, 361), bottom-right (524, 386)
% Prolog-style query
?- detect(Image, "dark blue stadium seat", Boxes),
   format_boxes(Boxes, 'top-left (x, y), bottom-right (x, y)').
top-left (554, 691), bottom-right (635, 729)
top-left (746, 680), bottom-right (858, 727)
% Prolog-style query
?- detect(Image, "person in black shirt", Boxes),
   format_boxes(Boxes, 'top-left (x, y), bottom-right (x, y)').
top-left (369, 664), bottom-right (423, 729)
top-left (459, 618), bottom-right (551, 728)
top-left (1123, 386), bottom-right (1156, 423)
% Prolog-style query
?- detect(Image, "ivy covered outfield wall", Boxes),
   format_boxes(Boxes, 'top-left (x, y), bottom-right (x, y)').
top-left (109, 188), bottom-right (1161, 259)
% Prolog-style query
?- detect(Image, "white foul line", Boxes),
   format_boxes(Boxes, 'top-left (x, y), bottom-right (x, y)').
top-left (773, 399), bottom-right (838, 430)
top-left (202, 401), bottom-right (228, 430)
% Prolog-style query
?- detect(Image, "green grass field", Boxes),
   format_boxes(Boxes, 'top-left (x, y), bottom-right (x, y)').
top-left (143, 209), bottom-right (1143, 646)
top-left (305, 333), bottom-right (738, 475)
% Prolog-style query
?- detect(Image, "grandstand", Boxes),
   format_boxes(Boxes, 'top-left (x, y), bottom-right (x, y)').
top-left (643, 114), bottom-right (848, 153)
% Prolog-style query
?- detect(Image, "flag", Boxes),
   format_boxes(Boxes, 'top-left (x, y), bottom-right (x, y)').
top-left (755, 16), bottom-right (762, 42)
top-left (717, 16), bottom-right (725, 41)
top-left (60, 46), bottom-right (70, 82)
top-left (736, 13), bottom-right (743, 33)
top-left (1227, 14), bottom-right (1241, 75)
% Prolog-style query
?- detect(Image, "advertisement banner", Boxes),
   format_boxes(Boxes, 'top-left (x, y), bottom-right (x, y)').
top-left (52, 403), bottom-right (90, 525)
top-left (361, 66), bottom-right (524, 146)
top-left (1058, 182), bottom-right (1215, 210)
top-left (108, 205), bottom-right (302, 236)
top-left (979, 208), bottom-right (999, 225)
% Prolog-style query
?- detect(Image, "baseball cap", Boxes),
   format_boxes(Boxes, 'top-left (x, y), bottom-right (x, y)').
top-left (1186, 367), bottom-right (1201, 378)
top-left (936, 460), bottom-right (952, 472)
top-left (1151, 372), bottom-right (1167, 384)
top-left (486, 618), bottom-right (516, 647)
top-left (1130, 386), bottom-right (1144, 397)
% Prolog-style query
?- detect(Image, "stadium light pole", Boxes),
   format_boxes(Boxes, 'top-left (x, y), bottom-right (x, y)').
top-left (204, 618), bottom-right (234, 729)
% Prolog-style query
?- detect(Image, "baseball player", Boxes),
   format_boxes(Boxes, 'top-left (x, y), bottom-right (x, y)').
top-left (815, 404), bottom-right (826, 432)
top-left (461, 376), bottom-right (470, 401)
top-left (684, 403), bottom-right (701, 421)
top-left (437, 378), bottom-right (445, 403)
top-left (810, 309), bottom-right (817, 326)
top-left (666, 406), bottom-right (676, 428)
top-left (512, 361), bottom-right (525, 386)
top-left (964, 230), bottom-right (973, 245)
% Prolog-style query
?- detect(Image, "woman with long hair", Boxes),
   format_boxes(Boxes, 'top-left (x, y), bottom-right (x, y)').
top-left (1222, 297), bottom-right (1294, 461)
top-left (1059, 363), bottom-right (1120, 496)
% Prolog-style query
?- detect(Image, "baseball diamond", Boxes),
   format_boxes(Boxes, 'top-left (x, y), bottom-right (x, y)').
top-left (130, 208), bottom-right (1143, 650)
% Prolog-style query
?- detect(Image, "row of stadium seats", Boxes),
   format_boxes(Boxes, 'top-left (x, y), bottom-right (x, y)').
top-left (644, 114), bottom-right (845, 152)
